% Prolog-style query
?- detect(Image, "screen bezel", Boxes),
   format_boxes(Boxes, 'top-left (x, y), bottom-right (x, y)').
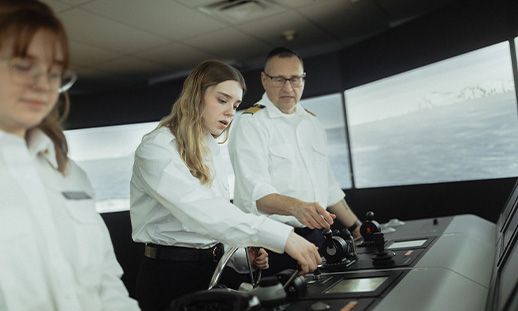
top-left (324, 276), bottom-right (389, 294)
top-left (385, 236), bottom-right (434, 250)
top-left (306, 270), bottom-right (406, 299)
top-left (499, 179), bottom-right (518, 234)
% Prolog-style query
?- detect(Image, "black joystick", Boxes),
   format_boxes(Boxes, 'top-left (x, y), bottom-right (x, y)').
top-left (338, 228), bottom-right (358, 260)
top-left (322, 229), bottom-right (348, 263)
top-left (371, 232), bottom-right (395, 266)
top-left (360, 211), bottom-right (382, 244)
top-left (320, 229), bottom-right (355, 271)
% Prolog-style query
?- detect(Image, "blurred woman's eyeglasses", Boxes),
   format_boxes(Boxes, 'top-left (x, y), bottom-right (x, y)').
top-left (0, 57), bottom-right (77, 93)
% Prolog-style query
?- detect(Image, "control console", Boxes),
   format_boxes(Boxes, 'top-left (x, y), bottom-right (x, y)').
top-left (281, 212), bottom-right (495, 311)
top-left (170, 212), bottom-right (497, 311)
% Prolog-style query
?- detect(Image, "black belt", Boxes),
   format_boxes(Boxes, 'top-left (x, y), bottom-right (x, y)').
top-left (295, 227), bottom-right (325, 248)
top-left (295, 227), bottom-right (321, 236)
top-left (144, 243), bottom-right (224, 263)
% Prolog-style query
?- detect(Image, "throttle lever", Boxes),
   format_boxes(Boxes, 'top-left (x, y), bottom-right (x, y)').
top-left (283, 266), bottom-right (301, 289)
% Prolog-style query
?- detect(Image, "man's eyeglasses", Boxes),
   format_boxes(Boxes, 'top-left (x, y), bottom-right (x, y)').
top-left (264, 73), bottom-right (305, 87)
top-left (0, 57), bottom-right (77, 93)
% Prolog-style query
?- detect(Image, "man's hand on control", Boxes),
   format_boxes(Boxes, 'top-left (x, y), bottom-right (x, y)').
top-left (293, 202), bottom-right (336, 229)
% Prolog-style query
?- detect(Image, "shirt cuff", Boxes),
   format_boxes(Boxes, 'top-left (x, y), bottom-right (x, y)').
top-left (251, 183), bottom-right (278, 215)
top-left (258, 218), bottom-right (293, 254)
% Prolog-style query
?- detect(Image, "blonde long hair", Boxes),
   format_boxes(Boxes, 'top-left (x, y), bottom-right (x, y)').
top-left (159, 60), bottom-right (246, 185)
top-left (0, 0), bottom-right (71, 174)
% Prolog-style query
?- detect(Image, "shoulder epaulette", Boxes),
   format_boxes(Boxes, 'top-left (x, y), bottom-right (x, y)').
top-left (243, 104), bottom-right (265, 115)
top-left (305, 109), bottom-right (316, 117)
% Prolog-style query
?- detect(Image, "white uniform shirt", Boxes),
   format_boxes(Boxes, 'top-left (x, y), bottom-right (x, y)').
top-left (130, 127), bottom-right (292, 254)
top-left (0, 129), bottom-right (139, 311)
top-left (228, 93), bottom-right (345, 228)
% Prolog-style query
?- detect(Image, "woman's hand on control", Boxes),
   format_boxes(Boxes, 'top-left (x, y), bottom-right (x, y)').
top-left (284, 230), bottom-right (321, 275)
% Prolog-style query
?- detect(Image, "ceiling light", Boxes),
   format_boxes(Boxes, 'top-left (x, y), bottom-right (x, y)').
top-left (283, 30), bottom-right (296, 41)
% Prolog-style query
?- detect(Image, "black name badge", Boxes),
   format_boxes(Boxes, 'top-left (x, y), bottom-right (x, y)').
top-left (62, 191), bottom-right (92, 200)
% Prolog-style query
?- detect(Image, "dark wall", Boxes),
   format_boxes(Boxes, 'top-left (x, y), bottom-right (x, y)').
top-left (101, 211), bottom-right (143, 299)
top-left (344, 178), bottom-right (517, 225)
top-left (65, 83), bottom-right (181, 129)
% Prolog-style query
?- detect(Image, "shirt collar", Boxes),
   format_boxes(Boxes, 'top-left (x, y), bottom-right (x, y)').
top-left (260, 93), bottom-right (305, 119)
top-left (26, 129), bottom-right (58, 169)
top-left (0, 130), bottom-right (22, 144)
top-left (204, 131), bottom-right (220, 156)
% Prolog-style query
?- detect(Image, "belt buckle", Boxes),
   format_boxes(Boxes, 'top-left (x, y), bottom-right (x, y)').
top-left (145, 245), bottom-right (158, 259)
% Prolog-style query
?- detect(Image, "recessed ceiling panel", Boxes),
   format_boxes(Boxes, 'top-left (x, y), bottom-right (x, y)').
top-left (297, 0), bottom-right (388, 39)
top-left (184, 27), bottom-right (273, 62)
top-left (59, 8), bottom-right (170, 54)
top-left (239, 10), bottom-right (336, 50)
top-left (68, 40), bottom-right (122, 68)
top-left (195, 0), bottom-right (287, 25)
top-left (375, 0), bottom-right (459, 23)
top-left (40, 0), bottom-right (72, 13)
top-left (135, 42), bottom-right (216, 68)
top-left (81, 0), bottom-right (227, 40)
top-left (96, 56), bottom-right (165, 75)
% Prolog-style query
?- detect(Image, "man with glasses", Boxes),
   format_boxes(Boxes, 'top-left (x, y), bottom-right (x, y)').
top-left (229, 47), bottom-right (362, 276)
